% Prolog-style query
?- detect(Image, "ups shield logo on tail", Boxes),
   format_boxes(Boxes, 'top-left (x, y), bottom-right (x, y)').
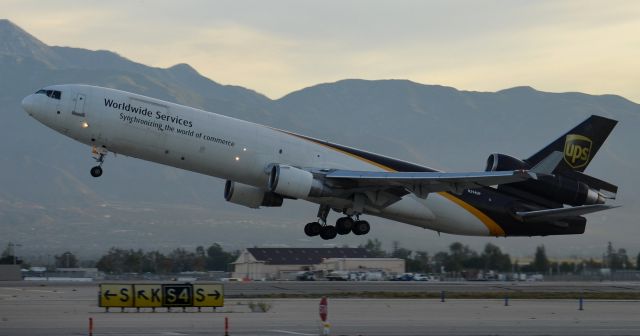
top-left (564, 134), bottom-right (592, 169)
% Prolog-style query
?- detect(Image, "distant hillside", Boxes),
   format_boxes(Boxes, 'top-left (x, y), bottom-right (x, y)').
top-left (1, 19), bottom-right (638, 259)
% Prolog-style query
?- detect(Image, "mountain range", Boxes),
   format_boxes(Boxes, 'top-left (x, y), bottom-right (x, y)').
top-left (1, 19), bottom-right (638, 261)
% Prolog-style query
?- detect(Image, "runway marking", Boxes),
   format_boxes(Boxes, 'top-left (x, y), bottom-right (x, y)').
top-left (0, 287), bottom-right (62, 293)
top-left (611, 286), bottom-right (635, 290)
top-left (492, 285), bottom-right (522, 292)
top-left (90, 332), bottom-right (187, 336)
top-left (27, 289), bottom-right (63, 293)
top-left (269, 330), bottom-right (316, 336)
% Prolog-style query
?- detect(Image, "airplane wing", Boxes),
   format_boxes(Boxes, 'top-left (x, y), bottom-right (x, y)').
top-left (323, 151), bottom-right (562, 199)
top-left (514, 204), bottom-right (619, 223)
top-left (325, 169), bottom-right (533, 198)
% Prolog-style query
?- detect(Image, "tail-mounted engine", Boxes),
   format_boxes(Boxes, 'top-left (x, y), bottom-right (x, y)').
top-left (487, 153), bottom-right (606, 206)
top-left (485, 153), bottom-right (529, 171)
top-left (224, 181), bottom-right (283, 209)
top-left (517, 175), bottom-right (605, 206)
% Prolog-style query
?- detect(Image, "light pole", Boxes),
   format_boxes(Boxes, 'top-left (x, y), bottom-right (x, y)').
top-left (9, 243), bottom-right (22, 265)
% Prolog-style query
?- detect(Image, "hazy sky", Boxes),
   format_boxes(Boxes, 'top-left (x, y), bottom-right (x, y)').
top-left (5, 0), bottom-right (640, 102)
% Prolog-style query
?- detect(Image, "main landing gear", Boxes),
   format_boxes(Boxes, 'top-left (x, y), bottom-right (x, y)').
top-left (304, 205), bottom-right (371, 240)
top-left (90, 146), bottom-right (107, 177)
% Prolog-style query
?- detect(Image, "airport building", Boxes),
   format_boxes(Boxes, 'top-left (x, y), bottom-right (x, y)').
top-left (231, 247), bottom-right (405, 280)
top-left (0, 265), bottom-right (22, 281)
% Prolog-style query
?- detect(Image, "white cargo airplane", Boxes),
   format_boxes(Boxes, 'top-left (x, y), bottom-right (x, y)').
top-left (22, 85), bottom-right (618, 239)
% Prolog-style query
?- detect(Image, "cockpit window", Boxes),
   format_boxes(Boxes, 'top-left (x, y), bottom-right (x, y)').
top-left (35, 89), bottom-right (62, 100)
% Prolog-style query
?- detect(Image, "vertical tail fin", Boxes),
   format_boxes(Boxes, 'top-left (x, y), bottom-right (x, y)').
top-left (525, 115), bottom-right (617, 173)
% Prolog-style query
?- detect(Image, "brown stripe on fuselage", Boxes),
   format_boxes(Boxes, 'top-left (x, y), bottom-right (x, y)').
top-left (277, 129), bottom-right (506, 236)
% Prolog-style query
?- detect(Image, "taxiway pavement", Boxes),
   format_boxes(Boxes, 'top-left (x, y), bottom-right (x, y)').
top-left (1, 282), bottom-right (639, 335)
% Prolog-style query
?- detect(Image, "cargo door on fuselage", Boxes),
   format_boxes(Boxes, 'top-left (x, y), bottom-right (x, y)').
top-left (71, 93), bottom-right (86, 117)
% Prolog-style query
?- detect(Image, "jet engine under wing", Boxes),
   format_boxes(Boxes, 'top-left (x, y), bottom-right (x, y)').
top-left (325, 169), bottom-right (533, 198)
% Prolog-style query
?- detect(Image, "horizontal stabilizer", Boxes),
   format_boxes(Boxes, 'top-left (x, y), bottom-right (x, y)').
top-left (562, 170), bottom-right (618, 196)
top-left (515, 204), bottom-right (619, 222)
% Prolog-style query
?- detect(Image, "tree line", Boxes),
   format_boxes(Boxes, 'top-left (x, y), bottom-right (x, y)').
top-left (359, 239), bottom-right (512, 274)
top-left (95, 244), bottom-right (239, 274)
top-left (358, 239), bottom-right (640, 275)
top-left (0, 243), bottom-right (238, 274)
top-left (2, 241), bottom-right (638, 275)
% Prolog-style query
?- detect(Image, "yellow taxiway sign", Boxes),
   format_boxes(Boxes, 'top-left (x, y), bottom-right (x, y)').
top-left (98, 283), bottom-right (224, 308)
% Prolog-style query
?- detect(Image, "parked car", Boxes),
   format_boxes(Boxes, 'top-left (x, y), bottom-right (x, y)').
top-left (296, 271), bottom-right (316, 281)
top-left (326, 271), bottom-right (350, 281)
top-left (220, 277), bottom-right (243, 282)
top-left (412, 273), bottom-right (430, 281)
top-left (526, 274), bottom-right (544, 282)
top-left (392, 273), bottom-right (415, 281)
top-left (362, 271), bottom-right (386, 281)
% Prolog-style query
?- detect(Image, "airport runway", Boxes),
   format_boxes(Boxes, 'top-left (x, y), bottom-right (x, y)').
top-left (1, 283), bottom-right (640, 335)
top-left (220, 280), bottom-right (640, 296)
top-left (3, 280), bottom-right (640, 296)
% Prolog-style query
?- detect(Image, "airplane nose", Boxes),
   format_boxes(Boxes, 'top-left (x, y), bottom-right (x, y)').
top-left (21, 94), bottom-right (36, 115)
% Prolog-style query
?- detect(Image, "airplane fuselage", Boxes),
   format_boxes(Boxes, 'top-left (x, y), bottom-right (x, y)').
top-left (22, 84), bottom-right (595, 238)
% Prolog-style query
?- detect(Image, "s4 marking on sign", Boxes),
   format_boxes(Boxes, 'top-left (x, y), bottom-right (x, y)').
top-left (162, 284), bottom-right (193, 307)
top-left (99, 284), bottom-right (134, 307)
top-left (193, 284), bottom-right (224, 307)
top-left (98, 283), bottom-right (224, 309)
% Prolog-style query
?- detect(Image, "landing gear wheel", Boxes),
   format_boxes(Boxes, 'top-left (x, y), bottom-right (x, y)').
top-left (336, 217), bottom-right (354, 235)
top-left (352, 220), bottom-right (370, 235)
top-left (304, 222), bottom-right (322, 237)
top-left (90, 146), bottom-right (108, 178)
top-left (320, 225), bottom-right (338, 240)
top-left (90, 166), bottom-right (103, 177)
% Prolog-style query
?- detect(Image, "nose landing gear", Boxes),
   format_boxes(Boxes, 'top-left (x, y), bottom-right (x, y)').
top-left (90, 146), bottom-right (107, 177)
top-left (90, 166), bottom-right (103, 177)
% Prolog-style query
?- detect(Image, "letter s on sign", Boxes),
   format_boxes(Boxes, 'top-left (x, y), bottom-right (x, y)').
top-left (120, 288), bottom-right (129, 302)
top-left (196, 288), bottom-right (205, 302)
top-left (167, 288), bottom-right (176, 303)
